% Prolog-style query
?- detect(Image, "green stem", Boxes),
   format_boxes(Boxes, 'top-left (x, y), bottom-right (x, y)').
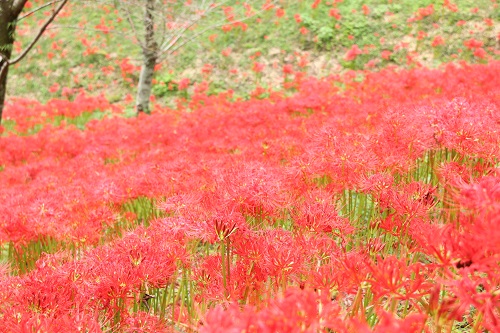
top-left (221, 241), bottom-right (227, 298)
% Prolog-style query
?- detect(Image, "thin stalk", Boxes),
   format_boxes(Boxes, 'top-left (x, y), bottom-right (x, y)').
top-left (470, 312), bottom-right (483, 333)
top-left (160, 283), bottom-right (168, 318)
top-left (220, 241), bottom-right (227, 298)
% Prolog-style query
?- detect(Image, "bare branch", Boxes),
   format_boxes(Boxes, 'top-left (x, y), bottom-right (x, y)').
top-left (158, 0), bottom-right (227, 55)
top-left (159, 0), bottom-right (276, 59)
top-left (8, 0), bottom-right (69, 66)
top-left (18, 0), bottom-right (65, 22)
top-left (47, 24), bottom-right (129, 37)
top-left (123, 5), bottom-right (145, 50)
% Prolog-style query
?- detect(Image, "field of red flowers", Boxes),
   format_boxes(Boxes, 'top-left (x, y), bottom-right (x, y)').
top-left (0, 61), bottom-right (499, 332)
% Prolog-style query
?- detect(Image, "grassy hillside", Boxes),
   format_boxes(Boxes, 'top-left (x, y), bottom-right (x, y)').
top-left (7, 0), bottom-right (499, 105)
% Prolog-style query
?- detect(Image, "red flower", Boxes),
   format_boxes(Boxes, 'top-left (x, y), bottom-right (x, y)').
top-left (311, 0), bottom-right (321, 9)
top-left (177, 78), bottom-right (190, 90)
top-left (201, 63), bottom-right (213, 75)
top-left (282, 64), bottom-right (294, 75)
top-left (431, 35), bottom-right (445, 47)
top-left (484, 18), bottom-right (493, 27)
top-left (275, 8), bottom-right (285, 18)
top-left (344, 44), bottom-right (363, 61)
top-left (443, 0), bottom-right (458, 12)
top-left (362, 4), bottom-right (370, 15)
top-left (252, 62), bottom-right (265, 73)
top-left (473, 47), bottom-right (488, 58)
top-left (329, 8), bottom-right (341, 20)
top-left (221, 47), bottom-right (231, 57)
top-left (49, 83), bottom-right (60, 93)
top-left (414, 4), bottom-right (434, 20)
top-left (463, 38), bottom-right (483, 49)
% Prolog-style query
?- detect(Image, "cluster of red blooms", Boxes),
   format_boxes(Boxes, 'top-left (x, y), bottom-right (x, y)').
top-left (2, 92), bottom-right (122, 134)
top-left (0, 61), bottom-right (499, 331)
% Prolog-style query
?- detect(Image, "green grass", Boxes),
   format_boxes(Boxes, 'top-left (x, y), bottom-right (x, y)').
top-left (7, 0), bottom-right (499, 106)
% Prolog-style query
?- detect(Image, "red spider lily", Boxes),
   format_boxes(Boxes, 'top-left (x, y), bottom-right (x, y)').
top-left (200, 303), bottom-right (255, 333)
top-left (252, 62), bottom-right (265, 73)
top-left (473, 47), bottom-right (488, 59)
top-left (443, 0), bottom-right (458, 12)
top-left (329, 8), bottom-right (341, 20)
top-left (484, 18), bottom-right (494, 27)
top-left (306, 263), bottom-right (342, 294)
top-left (381, 49), bottom-right (392, 60)
top-left (95, 17), bottom-right (113, 34)
top-left (275, 8), bottom-right (285, 18)
top-left (367, 256), bottom-right (435, 303)
top-left (0, 311), bottom-right (103, 333)
top-left (431, 35), bottom-right (445, 47)
top-left (413, 4), bottom-right (434, 21)
top-left (345, 44), bottom-right (363, 61)
top-left (387, 182), bottom-right (438, 219)
top-left (456, 175), bottom-right (500, 212)
top-left (0, 61), bottom-right (499, 331)
top-left (443, 275), bottom-right (500, 331)
top-left (292, 190), bottom-right (353, 235)
top-left (177, 78), bottom-right (191, 90)
top-left (260, 230), bottom-right (303, 282)
top-left (283, 64), bottom-right (294, 75)
top-left (193, 255), bottom-right (224, 301)
top-left (311, 0), bottom-right (321, 9)
top-left (122, 311), bottom-right (171, 333)
top-left (203, 288), bottom-right (346, 333)
top-left (373, 310), bottom-right (428, 332)
top-left (463, 38), bottom-right (484, 50)
top-left (362, 5), bottom-right (370, 16)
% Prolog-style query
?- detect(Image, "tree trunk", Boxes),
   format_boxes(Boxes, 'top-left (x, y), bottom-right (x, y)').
top-left (0, 5), bottom-right (16, 124)
top-left (136, 0), bottom-right (158, 115)
top-left (136, 53), bottom-right (157, 115)
top-left (0, 61), bottom-right (10, 124)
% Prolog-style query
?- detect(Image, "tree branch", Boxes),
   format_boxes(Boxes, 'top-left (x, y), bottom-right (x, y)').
top-left (8, 0), bottom-right (69, 66)
top-left (18, 0), bottom-right (65, 22)
top-left (160, 0), bottom-right (276, 59)
top-left (123, 5), bottom-right (145, 50)
top-left (157, 0), bottom-right (227, 55)
top-left (47, 24), bottom-right (129, 37)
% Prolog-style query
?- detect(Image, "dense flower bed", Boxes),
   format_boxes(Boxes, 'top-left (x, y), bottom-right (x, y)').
top-left (0, 61), bottom-right (499, 332)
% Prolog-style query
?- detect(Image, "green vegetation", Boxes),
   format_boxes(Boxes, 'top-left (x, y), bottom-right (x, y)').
top-left (8, 0), bottom-right (498, 105)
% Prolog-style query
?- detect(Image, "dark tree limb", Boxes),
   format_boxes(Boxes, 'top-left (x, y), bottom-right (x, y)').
top-left (0, 0), bottom-right (69, 124)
